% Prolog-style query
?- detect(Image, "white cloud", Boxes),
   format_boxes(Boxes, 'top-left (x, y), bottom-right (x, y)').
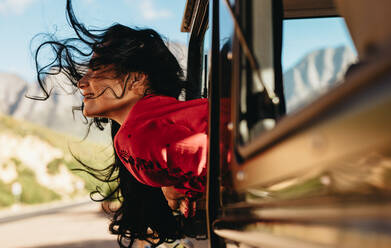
top-left (128, 0), bottom-right (173, 20)
top-left (0, 0), bottom-right (36, 15)
top-left (140, 0), bottom-right (172, 20)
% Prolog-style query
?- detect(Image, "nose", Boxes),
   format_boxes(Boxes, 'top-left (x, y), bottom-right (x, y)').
top-left (77, 74), bottom-right (90, 89)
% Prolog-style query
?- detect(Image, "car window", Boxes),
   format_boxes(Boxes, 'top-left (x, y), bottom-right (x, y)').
top-left (282, 17), bottom-right (358, 113)
top-left (237, 15), bottom-right (358, 149)
top-left (235, 0), bottom-right (283, 146)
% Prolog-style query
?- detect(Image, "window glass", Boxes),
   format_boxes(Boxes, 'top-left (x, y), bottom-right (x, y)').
top-left (236, 0), bottom-right (280, 146)
top-left (236, 15), bottom-right (358, 149)
top-left (201, 15), bottom-right (211, 98)
top-left (282, 17), bottom-right (358, 113)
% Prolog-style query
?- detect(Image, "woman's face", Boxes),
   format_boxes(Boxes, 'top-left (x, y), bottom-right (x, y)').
top-left (78, 67), bottom-right (146, 121)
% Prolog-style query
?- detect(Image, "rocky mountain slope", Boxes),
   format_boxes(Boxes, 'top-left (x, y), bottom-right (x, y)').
top-left (0, 42), bottom-right (187, 208)
top-left (0, 72), bottom-right (100, 140)
top-left (1, 46), bottom-right (356, 133)
top-left (283, 46), bottom-right (357, 113)
top-left (0, 42), bottom-right (187, 141)
top-left (0, 45), bottom-right (356, 208)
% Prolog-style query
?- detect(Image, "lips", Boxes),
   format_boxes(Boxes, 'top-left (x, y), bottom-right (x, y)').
top-left (82, 93), bottom-right (94, 99)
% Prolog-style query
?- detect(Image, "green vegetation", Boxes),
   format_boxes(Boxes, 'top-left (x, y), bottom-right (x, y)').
top-left (47, 158), bottom-right (62, 175)
top-left (0, 158), bottom-right (61, 206)
top-left (0, 180), bottom-right (14, 207)
top-left (0, 114), bottom-right (112, 159)
top-left (18, 177), bottom-right (61, 205)
top-left (271, 177), bottom-right (325, 199)
top-left (246, 176), bottom-right (326, 203)
top-left (15, 158), bottom-right (61, 204)
top-left (64, 158), bottom-right (113, 193)
top-left (0, 114), bottom-right (115, 208)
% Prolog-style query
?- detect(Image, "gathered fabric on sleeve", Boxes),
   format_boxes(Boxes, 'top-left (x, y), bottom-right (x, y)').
top-left (114, 94), bottom-right (208, 199)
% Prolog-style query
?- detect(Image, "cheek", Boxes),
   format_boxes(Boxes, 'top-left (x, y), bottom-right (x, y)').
top-left (82, 98), bottom-right (106, 116)
top-left (82, 100), bottom-right (95, 117)
top-left (111, 83), bottom-right (126, 96)
top-left (82, 96), bottom-right (125, 117)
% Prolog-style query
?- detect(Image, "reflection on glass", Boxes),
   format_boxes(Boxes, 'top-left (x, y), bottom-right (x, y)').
top-left (237, 15), bottom-right (358, 146)
top-left (235, 0), bottom-right (282, 146)
top-left (283, 18), bottom-right (358, 113)
top-left (244, 151), bottom-right (391, 203)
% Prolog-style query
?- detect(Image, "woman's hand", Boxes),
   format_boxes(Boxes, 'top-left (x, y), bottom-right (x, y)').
top-left (179, 197), bottom-right (196, 218)
top-left (162, 186), bottom-right (197, 218)
top-left (161, 186), bottom-right (185, 210)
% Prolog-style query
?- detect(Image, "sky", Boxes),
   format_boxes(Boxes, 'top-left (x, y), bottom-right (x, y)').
top-left (0, 0), bottom-right (189, 83)
top-left (0, 0), bottom-right (356, 83)
top-left (282, 17), bottom-right (356, 71)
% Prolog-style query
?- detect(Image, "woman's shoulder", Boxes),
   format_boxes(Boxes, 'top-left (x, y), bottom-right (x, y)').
top-left (127, 94), bottom-right (208, 131)
top-left (133, 94), bottom-right (208, 116)
top-left (115, 94), bottom-right (208, 156)
top-left (113, 94), bottom-right (209, 191)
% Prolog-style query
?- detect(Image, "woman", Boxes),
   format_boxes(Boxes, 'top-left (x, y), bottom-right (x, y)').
top-left (33, 0), bottom-right (208, 247)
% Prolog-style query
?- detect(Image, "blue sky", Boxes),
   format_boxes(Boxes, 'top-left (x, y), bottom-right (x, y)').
top-left (0, 0), bottom-right (189, 83)
top-left (0, 0), bottom-right (355, 83)
top-left (282, 17), bottom-right (356, 71)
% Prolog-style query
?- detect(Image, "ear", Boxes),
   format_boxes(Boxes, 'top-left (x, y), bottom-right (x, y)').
top-left (134, 72), bottom-right (148, 85)
top-left (128, 72), bottom-right (149, 95)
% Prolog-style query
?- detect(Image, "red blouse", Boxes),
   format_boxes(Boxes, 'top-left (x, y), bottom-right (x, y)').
top-left (114, 94), bottom-right (208, 199)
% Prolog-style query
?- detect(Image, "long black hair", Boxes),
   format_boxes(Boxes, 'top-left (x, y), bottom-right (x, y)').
top-left (32, 0), bottom-right (205, 247)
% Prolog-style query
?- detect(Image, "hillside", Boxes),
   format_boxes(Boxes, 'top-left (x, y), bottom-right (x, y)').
top-left (0, 42), bottom-right (187, 142)
top-left (0, 114), bottom-right (114, 208)
top-left (0, 45), bottom-right (357, 208)
top-left (283, 46), bottom-right (357, 113)
top-left (0, 42), bottom-right (187, 208)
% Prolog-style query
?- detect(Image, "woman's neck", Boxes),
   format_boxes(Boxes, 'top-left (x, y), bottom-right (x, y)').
top-left (107, 98), bottom-right (141, 125)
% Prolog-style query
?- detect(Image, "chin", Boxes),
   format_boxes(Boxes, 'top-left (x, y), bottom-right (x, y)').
top-left (83, 108), bottom-right (97, 118)
top-left (83, 108), bottom-right (109, 119)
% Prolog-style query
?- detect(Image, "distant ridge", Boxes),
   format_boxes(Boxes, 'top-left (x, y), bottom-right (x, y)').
top-left (0, 73), bottom-right (29, 115)
top-left (0, 42), bottom-right (187, 142)
top-left (283, 46), bottom-right (357, 113)
top-left (1, 46), bottom-right (356, 132)
top-left (0, 72), bottom-right (101, 142)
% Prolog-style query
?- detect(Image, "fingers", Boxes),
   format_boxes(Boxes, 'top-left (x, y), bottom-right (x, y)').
top-left (179, 198), bottom-right (196, 218)
top-left (167, 198), bottom-right (180, 210)
top-left (179, 198), bottom-right (188, 217)
top-left (162, 186), bottom-right (186, 200)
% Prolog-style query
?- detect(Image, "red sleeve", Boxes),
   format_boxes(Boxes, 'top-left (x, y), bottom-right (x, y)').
top-left (114, 96), bottom-right (208, 199)
top-left (159, 123), bottom-right (207, 198)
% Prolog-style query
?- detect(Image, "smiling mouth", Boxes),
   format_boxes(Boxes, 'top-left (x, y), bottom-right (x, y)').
top-left (83, 93), bottom-right (95, 99)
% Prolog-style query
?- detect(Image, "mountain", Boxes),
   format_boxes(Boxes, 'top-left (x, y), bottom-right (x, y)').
top-left (0, 73), bottom-right (94, 137)
top-left (0, 42), bottom-right (187, 208)
top-left (0, 42), bottom-right (187, 142)
top-left (167, 42), bottom-right (188, 72)
top-left (283, 46), bottom-right (357, 113)
top-left (0, 46), bottom-right (356, 135)
top-left (0, 73), bottom-right (29, 115)
top-left (15, 74), bottom-right (97, 138)
top-left (0, 72), bottom-right (114, 144)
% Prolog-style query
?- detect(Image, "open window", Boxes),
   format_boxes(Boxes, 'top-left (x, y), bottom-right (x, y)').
top-left (181, 0), bottom-right (209, 100)
top-left (183, 1), bottom-right (391, 247)
top-left (233, 0), bottom-right (285, 151)
top-left (232, 1), bottom-right (358, 160)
